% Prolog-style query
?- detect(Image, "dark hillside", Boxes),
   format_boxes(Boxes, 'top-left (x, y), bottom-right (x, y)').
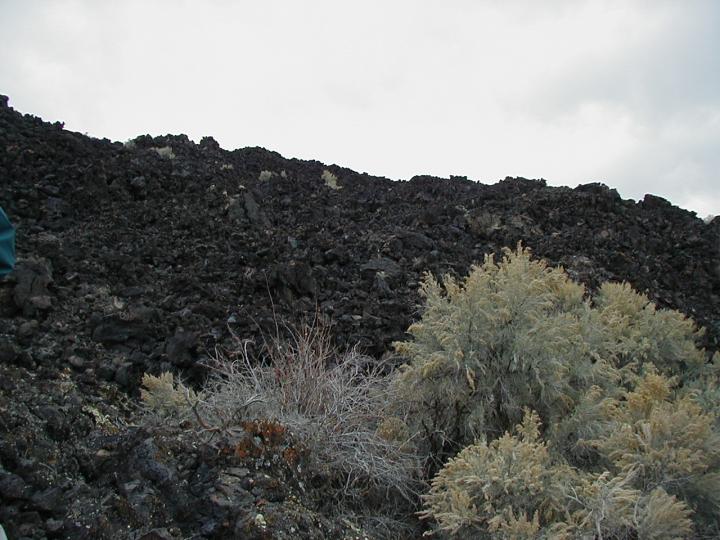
top-left (1, 94), bottom-right (718, 538)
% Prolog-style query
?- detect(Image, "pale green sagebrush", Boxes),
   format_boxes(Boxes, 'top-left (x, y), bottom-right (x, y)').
top-left (393, 245), bottom-right (719, 538)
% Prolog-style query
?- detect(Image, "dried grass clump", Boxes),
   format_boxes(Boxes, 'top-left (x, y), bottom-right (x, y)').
top-left (141, 320), bottom-right (421, 525)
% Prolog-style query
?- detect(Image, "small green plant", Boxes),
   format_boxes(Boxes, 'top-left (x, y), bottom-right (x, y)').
top-left (140, 371), bottom-right (201, 421)
top-left (150, 146), bottom-right (175, 159)
top-left (258, 170), bottom-right (276, 181)
top-left (321, 169), bottom-right (341, 190)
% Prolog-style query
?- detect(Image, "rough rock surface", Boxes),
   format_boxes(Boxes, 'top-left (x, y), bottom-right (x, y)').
top-left (0, 94), bottom-right (718, 538)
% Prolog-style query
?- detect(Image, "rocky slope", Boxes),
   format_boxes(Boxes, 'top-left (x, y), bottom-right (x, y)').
top-left (0, 94), bottom-right (718, 539)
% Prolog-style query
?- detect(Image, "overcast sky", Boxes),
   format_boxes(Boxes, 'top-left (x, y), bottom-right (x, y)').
top-left (1, 1), bottom-right (718, 217)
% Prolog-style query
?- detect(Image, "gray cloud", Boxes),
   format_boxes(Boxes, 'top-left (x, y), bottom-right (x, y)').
top-left (520, 2), bottom-right (720, 122)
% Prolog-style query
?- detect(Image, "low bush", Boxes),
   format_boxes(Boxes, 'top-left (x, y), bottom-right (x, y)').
top-left (592, 371), bottom-right (720, 534)
top-left (391, 245), bottom-right (719, 537)
top-left (393, 245), bottom-right (605, 466)
top-left (419, 378), bottom-right (713, 538)
top-left (420, 409), bottom-right (573, 538)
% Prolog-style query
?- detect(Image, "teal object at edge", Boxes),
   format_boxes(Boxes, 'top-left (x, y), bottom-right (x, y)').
top-left (0, 207), bottom-right (15, 276)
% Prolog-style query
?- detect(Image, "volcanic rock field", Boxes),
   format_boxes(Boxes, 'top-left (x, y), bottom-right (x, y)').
top-left (1, 94), bottom-right (718, 538)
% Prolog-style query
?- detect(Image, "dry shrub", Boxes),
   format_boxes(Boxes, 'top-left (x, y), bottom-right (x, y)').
top-left (141, 319), bottom-right (421, 527)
